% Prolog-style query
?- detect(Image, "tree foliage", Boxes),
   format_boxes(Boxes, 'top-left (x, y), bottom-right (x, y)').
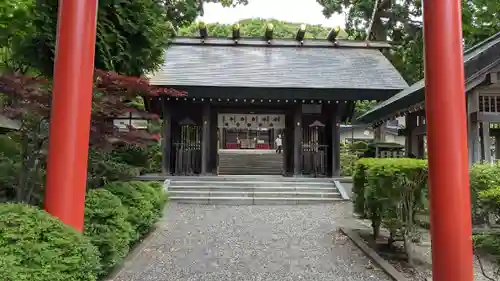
top-left (316, 0), bottom-right (499, 84)
top-left (179, 18), bottom-right (333, 39)
top-left (3, 0), bottom-right (171, 76)
top-left (0, 70), bottom-right (185, 204)
top-left (166, 0), bottom-right (248, 29)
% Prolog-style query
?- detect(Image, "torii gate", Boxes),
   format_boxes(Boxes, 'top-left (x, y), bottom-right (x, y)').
top-left (43, 1), bottom-right (473, 280)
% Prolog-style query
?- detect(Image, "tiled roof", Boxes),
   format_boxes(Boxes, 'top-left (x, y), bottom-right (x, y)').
top-left (148, 37), bottom-right (408, 91)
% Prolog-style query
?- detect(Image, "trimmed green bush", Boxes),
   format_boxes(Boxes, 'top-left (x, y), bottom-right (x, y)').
top-left (105, 182), bottom-right (156, 241)
top-left (0, 203), bottom-right (101, 281)
top-left (353, 158), bottom-right (370, 216)
top-left (474, 186), bottom-right (500, 270)
top-left (84, 189), bottom-right (134, 276)
top-left (128, 181), bottom-right (167, 217)
top-left (353, 158), bottom-right (428, 265)
top-left (470, 163), bottom-right (500, 223)
top-left (340, 152), bottom-right (359, 177)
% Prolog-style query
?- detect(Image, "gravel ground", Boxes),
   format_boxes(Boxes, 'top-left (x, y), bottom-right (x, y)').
top-left (112, 202), bottom-right (390, 281)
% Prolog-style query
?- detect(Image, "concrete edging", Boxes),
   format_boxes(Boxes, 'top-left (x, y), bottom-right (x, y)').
top-left (333, 180), bottom-right (350, 200)
top-left (105, 222), bottom-right (164, 281)
top-left (339, 227), bottom-right (410, 281)
top-left (163, 179), bottom-right (171, 193)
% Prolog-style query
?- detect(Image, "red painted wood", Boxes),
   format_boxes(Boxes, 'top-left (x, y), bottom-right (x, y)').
top-left (44, 0), bottom-right (98, 232)
top-left (423, 0), bottom-right (474, 279)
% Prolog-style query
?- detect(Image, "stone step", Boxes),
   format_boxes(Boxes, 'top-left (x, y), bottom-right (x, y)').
top-left (169, 180), bottom-right (334, 187)
top-left (169, 191), bottom-right (341, 198)
top-left (168, 185), bottom-right (336, 192)
top-left (164, 176), bottom-right (347, 205)
top-left (169, 196), bottom-right (344, 205)
top-left (168, 175), bottom-right (338, 182)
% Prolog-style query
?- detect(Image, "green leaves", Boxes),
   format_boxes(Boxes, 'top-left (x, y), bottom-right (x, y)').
top-left (178, 18), bottom-right (333, 39)
top-left (0, 203), bottom-right (101, 281)
top-left (84, 189), bottom-right (133, 276)
top-left (353, 158), bottom-right (428, 242)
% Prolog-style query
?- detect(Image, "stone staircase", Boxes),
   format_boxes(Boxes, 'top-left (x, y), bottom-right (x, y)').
top-left (165, 176), bottom-right (347, 205)
top-left (218, 149), bottom-right (283, 175)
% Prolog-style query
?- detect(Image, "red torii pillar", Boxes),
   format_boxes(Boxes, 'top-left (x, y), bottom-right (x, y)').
top-left (423, 0), bottom-right (474, 280)
top-left (44, 0), bottom-right (98, 232)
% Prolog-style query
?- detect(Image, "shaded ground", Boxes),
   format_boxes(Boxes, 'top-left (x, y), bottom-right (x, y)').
top-left (112, 202), bottom-right (390, 281)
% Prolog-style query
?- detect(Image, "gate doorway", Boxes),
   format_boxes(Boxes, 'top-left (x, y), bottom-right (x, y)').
top-left (302, 120), bottom-right (328, 176)
top-left (172, 117), bottom-right (201, 175)
top-left (217, 113), bottom-right (285, 175)
top-left (218, 113), bottom-right (286, 150)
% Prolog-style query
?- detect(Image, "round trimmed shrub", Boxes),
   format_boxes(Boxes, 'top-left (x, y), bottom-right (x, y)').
top-left (84, 189), bottom-right (133, 276)
top-left (105, 182), bottom-right (155, 241)
top-left (128, 181), bottom-right (167, 217)
top-left (0, 203), bottom-right (100, 281)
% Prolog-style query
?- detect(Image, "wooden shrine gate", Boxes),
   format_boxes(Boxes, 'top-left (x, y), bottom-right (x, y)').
top-left (172, 118), bottom-right (202, 175)
top-left (301, 120), bottom-right (328, 176)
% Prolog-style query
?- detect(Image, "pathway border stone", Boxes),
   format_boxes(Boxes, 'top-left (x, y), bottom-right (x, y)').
top-left (340, 227), bottom-right (410, 281)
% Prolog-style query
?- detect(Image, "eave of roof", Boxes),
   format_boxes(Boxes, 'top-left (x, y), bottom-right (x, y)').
top-left (357, 32), bottom-right (500, 124)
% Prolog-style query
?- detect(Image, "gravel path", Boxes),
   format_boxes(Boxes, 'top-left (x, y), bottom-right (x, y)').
top-left (113, 202), bottom-right (390, 281)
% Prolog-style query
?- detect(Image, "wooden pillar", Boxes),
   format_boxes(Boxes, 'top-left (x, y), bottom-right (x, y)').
top-left (495, 135), bottom-right (500, 161)
top-left (374, 123), bottom-right (386, 141)
top-left (467, 91), bottom-right (480, 166)
top-left (331, 106), bottom-right (340, 177)
top-left (469, 122), bottom-right (481, 164)
top-left (201, 103), bottom-right (211, 174)
top-left (423, 0), bottom-right (474, 276)
top-left (417, 135), bottom-right (425, 158)
top-left (44, 0), bottom-right (98, 231)
top-left (293, 105), bottom-right (302, 176)
top-left (161, 101), bottom-right (172, 175)
top-left (405, 113), bottom-right (418, 156)
top-left (481, 121), bottom-right (491, 163)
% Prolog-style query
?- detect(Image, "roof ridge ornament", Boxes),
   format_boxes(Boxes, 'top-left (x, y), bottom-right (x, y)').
top-left (264, 23), bottom-right (274, 44)
top-left (232, 23), bottom-right (240, 43)
top-left (327, 26), bottom-right (341, 46)
top-left (296, 24), bottom-right (307, 45)
top-left (198, 21), bottom-right (208, 43)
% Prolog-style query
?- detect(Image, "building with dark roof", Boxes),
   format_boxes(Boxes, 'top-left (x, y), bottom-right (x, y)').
top-left (357, 32), bottom-right (500, 165)
top-left (146, 36), bottom-right (407, 176)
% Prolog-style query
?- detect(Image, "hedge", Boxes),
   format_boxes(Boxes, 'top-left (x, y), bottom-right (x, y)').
top-left (0, 181), bottom-right (167, 281)
top-left (0, 203), bottom-right (101, 281)
top-left (353, 158), bottom-right (428, 239)
top-left (84, 189), bottom-right (134, 276)
top-left (105, 181), bottom-right (159, 241)
top-left (354, 159), bottom-right (500, 268)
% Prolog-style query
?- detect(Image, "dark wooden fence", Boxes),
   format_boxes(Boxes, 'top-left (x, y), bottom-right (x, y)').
top-left (173, 124), bottom-right (201, 175)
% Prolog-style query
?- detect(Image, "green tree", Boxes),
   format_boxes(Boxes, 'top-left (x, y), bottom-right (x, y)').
top-left (167, 0), bottom-right (249, 29)
top-left (179, 18), bottom-right (333, 39)
top-left (316, 0), bottom-right (499, 84)
top-left (0, 0), bottom-right (249, 76)
top-left (10, 0), bottom-right (170, 76)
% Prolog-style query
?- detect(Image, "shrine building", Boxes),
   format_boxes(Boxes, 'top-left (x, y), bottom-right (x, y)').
top-left (358, 32), bottom-right (500, 166)
top-left (145, 25), bottom-right (408, 177)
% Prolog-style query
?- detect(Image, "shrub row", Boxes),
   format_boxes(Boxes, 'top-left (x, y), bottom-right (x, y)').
top-left (0, 181), bottom-right (167, 281)
top-left (353, 158), bottom-right (427, 245)
top-left (354, 159), bottom-right (500, 266)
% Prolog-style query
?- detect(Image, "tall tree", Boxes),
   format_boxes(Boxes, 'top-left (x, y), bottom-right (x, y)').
top-left (0, 70), bottom-right (185, 203)
top-left (166, 0), bottom-right (249, 29)
top-left (316, 0), bottom-right (499, 84)
top-left (179, 18), bottom-right (334, 38)
top-left (1, 0), bottom-right (249, 77)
